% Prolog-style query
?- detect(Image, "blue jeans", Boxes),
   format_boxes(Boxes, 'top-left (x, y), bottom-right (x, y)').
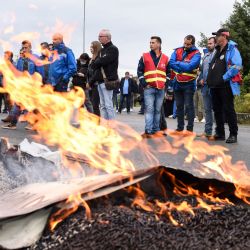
top-left (173, 100), bottom-right (177, 117)
top-left (98, 83), bottom-right (115, 120)
top-left (174, 85), bottom-right (195, 131)
top-left (144, 87), bottom-right (165, 134)
top-left (201, 85), bottom-right (213, 135)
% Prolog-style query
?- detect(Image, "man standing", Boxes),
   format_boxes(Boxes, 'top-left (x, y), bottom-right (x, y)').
top-left (198, 37), bottom-right (216, 139)
top-left (207, 28), bottom-right (242, 143)
top-left (119, 72), bottom-right (133, 114)
top-left (48, 33), bottom-right (77, 92)
top-left (2, 40), bottom-right (39, 130)
top-left (137, 36), bottom-right (169, 138)
top-left (169, 35), bottom-right (201, 133)
top-left (91, 29), bottom-right (119, 121)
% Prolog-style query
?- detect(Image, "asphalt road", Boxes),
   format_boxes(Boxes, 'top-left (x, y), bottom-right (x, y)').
top-left (0, 108), bottom-right (249, 170)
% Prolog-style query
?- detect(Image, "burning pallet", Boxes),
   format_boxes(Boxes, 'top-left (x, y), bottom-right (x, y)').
top-left (0, 138), bottom-right (249, 250)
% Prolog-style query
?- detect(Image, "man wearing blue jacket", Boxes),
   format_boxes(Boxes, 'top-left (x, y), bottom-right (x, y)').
top-left (2, 40), bottom-right (40, 130)
top-left (207, 28), bottom-right (242, 143)
top-left (48, 33), bottom-right (77, 92)
top-left (169, 35), bottom-right (201, 133)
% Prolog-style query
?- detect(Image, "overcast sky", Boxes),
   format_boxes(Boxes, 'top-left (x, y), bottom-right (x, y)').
top-left (0, 0), bottom-right (236, 75)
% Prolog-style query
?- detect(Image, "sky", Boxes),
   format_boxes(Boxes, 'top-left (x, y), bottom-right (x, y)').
top-left (0, 0), bottom-right (237, 75)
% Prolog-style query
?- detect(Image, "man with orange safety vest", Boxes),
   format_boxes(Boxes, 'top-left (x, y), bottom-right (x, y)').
top-left (169, 35), bottom-right (201, 133)
top-left (137, 36), bottom-right (169, 138)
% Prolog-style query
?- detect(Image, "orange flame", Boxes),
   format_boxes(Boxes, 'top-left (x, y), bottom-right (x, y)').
top-left (0, 58), bottom-right (249, 229)
top-left (49, 193), bottom-right (91, 231)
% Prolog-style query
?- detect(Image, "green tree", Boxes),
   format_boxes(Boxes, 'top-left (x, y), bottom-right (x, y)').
top-left (223, 0), bottom-right (250, 75)
top-left (198, 32), bottom-right (209, 48)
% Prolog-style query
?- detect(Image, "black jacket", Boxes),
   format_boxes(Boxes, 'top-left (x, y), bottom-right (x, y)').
top-left (87, 59), bottom-right (104, 88)
top-left (120, 77), bottom-right (133, 95)
top-left (92, 42), bottom-right (119, 81)
top-left (72, 60), bottom-right (88, 89)
top-left (120, 78), bottom-right (139, 94)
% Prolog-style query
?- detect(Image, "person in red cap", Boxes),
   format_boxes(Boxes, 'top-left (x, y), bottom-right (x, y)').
top-left (207, 28), bottom-right (243, 143)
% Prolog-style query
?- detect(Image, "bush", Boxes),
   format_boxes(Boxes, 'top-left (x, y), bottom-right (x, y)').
top-left (235, 93), bottom-right (250, 113)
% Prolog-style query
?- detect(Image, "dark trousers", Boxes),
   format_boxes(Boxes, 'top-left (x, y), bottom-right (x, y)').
top-left (175, 86), bottom-right (195, 131)
top-left (90, 86), bottom-right (100, 117)
top-left (119, 94), bottom-right (131, 113)
top-left (112, 92), bottom-right (119, 111)
top-left (210, 86), bottom-right (238, 136)
top-left (160, 103), bottom-right (167, 130)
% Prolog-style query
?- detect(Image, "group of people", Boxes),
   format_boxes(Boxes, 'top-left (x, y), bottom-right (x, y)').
top-left (0, 28), bottom-right (242, 144)
top-left (138, 28), bottom-right (242, 143)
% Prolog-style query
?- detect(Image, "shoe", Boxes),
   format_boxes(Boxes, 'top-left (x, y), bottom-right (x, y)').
top-left (213, 134), bottom-right (226, 141)
top-left (130, 108), bottom-right (133, 112)
top-left (2, 110), bottom-right (8, 114)
top-left (25, 125), bottom-right (35, 131)
top-left (201, 118), bottom-right (205, 123)
top-left (1, 116), bottom-right (11, 123)
top-left (197, 132), bottom-right (214, 141)
top-left (122, 108), bottom-right (126, 112)
top-left (116, 110), bottom-right (118, 113)
top-left (138, 112), bottom-right (144, 115)
top-left (226, 135), bottom-right (237, 144)
top-left (168, 115), bottom-right (173, 118)
top-left (170, 129), bottom-right (184, 136)
top-left (141, 132), bottom-right (154, 139)
top-left (159, 129), bottom-right (168, 136)
top-left (2, 123), bottom-right (17, 130)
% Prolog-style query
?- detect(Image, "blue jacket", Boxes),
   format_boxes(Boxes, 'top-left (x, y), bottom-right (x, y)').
top-left (16, 53), bottom-right (39, 75)
top-left (48, 43), bottom-right (77, 88)
top-left (223, 40), bottom-right (242, 96)
top-left (199, 50), bottom-right (216, 84)
top-left (169, 46), bottom-right (201, 90)
top-left (36, 55), bottom-right (52, 84)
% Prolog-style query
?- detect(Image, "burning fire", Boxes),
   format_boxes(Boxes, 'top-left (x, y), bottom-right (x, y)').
top-left (0, 58), bottom-right (249, 229)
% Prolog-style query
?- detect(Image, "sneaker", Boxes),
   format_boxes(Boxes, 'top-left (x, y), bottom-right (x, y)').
top-left (116, 110), bottom-right (118, 113)
top-left (168, 115), bottom-right (174, 119)
top-left (1, 116), bottom-right (12, 123)
top-left (2, 123), bottom-right (17, 130)
top-left (130, 108), bottom-right (133, 112)
top-left (201, 118), bottom-right (205, 123)
top-left (25, 125), bottom-right (34, 131)
top-left (122, 108), bottom-right (126, 112)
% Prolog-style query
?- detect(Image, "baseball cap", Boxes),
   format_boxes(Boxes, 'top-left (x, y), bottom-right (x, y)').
top-left (212, 28), bottom-right (230, 37)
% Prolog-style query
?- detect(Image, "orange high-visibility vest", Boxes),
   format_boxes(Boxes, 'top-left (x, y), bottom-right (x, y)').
top-left (143, 52), bottom-right (169, 89)
top-left (170, 48), bottom-right (199, 83)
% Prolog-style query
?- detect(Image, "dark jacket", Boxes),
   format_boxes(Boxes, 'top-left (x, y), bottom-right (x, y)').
top-left (120, 77), bottom-right (133, 95)
top-left (87, 59), bottom-right (104, 88)
top-left (92, 42), bottom-right (119, 81)
top-left (72, 60), bottom-right (89, 89)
